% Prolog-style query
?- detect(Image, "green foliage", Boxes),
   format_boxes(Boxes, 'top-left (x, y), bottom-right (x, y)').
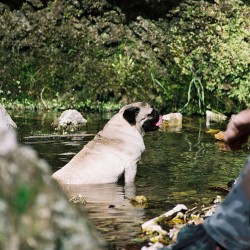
top-left (111, 53), bottom-right (135, 82)
top-left (0, 39), bottom-right (164, 111)
top-left (150, 73), bottom-right (183, 112)
top-left (163, 0), bottom-right (250, 113)
top-left (182, 68), bottom-right (205, 114)
top-left (0, 183), bottom-right (37, 215)
top-left (0, 0), bottom-right (249, 114)
top-left (12, 184), bottom-right (35, 214)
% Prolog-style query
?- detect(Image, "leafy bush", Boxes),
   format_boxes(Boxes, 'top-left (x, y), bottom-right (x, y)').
top-left (1, 0), bottom-right (249, 114)
top-left (163, 0), bottom-right (250, 114)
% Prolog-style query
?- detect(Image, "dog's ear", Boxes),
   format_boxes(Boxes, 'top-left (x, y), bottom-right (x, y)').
top-left (123, 107), bottom-right (140, 125)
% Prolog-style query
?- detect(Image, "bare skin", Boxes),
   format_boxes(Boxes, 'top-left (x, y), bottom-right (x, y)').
top-left (224, 109), bottom-right (250, 150)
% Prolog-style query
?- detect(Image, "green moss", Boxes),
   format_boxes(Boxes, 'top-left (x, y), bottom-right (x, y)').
top-left (0, 0), bottom-right (249, 114)
top-left (0, 183), bottom-right (37, 215)
top-left (12, 184), bottom-right (35, 214)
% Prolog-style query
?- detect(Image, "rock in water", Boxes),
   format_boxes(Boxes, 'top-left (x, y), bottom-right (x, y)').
top-left (54, 109), bottom-right (87, 131)
top-left (206, 110), bottom-right (227, 126)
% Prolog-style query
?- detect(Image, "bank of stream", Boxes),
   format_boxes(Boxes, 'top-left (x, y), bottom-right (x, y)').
top-left (14, 110), bottom-right (248, 249)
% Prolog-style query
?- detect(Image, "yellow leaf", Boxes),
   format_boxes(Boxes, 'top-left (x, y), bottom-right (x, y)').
top-left (214, 131), bottom-right (225, 141)
top-left (206, 129), bottom-right (220, 134)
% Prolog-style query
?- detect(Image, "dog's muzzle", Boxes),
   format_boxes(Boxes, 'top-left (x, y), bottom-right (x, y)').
top-left (142, 109), bottom-right (163, 132)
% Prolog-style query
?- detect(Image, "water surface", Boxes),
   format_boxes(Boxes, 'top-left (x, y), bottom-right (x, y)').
top-left (14, 110), bottom-right (248, 249)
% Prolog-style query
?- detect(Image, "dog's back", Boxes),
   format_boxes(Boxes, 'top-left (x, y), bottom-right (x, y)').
top-left (52, 112), bottom-right (145, 185)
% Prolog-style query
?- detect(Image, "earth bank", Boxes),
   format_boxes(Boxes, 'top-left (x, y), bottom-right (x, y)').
top-left (0, 0), bottom-right (249, 113)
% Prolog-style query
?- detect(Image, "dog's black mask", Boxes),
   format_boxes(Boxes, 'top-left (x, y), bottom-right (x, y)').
top-left (142, 109), bottom-right (161, 132)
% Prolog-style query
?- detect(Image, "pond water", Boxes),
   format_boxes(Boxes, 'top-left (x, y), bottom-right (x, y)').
top-left (14, 110), bottom-right (249, 250)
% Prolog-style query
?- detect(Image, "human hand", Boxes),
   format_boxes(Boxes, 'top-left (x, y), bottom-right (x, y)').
top-left (224, 110), bottom-right (250, 150)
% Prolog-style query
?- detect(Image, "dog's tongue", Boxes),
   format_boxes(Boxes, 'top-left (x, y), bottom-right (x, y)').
top-left (154, 115), bottom-right (163, 127)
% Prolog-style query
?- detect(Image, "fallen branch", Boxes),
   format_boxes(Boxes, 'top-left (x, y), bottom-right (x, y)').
top-left (23, 133), bottom-right (95, 140)
top-left (141, 204), bottom-right (188, 236)
top-left (141, 195), bottom-right (223, 249)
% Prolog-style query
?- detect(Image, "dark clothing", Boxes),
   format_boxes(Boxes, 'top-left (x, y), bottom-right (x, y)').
top-left (161, 156), bottom-right (250, 250)
top-left (160, 224), bottom-right (218, 250)
top-left (204, 156), bottom-right (250, 249)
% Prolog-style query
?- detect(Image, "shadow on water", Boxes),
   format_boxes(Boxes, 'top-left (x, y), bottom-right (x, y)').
top-left (14, 110), bottom-right (249, 249)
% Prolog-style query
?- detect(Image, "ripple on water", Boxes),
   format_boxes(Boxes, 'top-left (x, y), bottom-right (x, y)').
top-left (16, 112), bottom-right (247, 249)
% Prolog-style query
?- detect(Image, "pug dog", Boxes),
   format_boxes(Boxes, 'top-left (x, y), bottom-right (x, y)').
top-left (52, 102), bottom-right (163, 185)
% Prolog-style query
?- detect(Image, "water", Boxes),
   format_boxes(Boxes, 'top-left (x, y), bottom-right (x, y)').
top-left (14, 110), bottom-right (249, 249)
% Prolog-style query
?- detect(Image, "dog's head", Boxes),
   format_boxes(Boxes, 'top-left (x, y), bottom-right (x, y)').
top-left (121, 102), bottom-right (162, 133)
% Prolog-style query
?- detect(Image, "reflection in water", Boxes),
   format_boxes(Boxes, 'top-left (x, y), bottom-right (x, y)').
top-left (61, 183), bottom-right (145, 244)
top-left (16, 111), bottom-right (249, 249)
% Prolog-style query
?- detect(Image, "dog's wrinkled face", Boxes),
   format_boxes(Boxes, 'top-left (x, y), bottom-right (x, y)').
top-left (121, 102), bottom-right (162, 133)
